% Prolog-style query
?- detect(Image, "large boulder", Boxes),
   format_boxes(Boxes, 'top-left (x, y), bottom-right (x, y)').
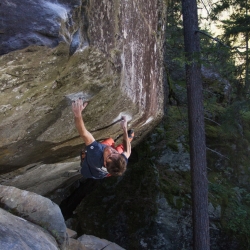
top-left (1, 204), bottom-right (119, 250)
top-left (0, 185), bottom-right (67, 248)
top-left (0, 184), bottom-right (125, 249)
top-left (0, 0), bottom-right (166, 176)
top-left (0, 208), bottom-right (59, 250)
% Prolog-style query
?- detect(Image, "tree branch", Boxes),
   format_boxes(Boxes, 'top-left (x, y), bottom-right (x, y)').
top-left (195, 30), bottom-right (243, 53)
top-left (206, 147), bottom-right (229, 159)
top-left (195, 30), bottom-right (230, 47)
top-left (204, 117), bottom-right (221, 126)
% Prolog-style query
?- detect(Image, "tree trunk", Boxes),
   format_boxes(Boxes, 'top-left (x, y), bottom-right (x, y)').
top-left (245, 33), bottom-right (249, 93)
top-left (245, 1), bottom-right (249, 93)
top-left (181, 0), bottom-right (210, 249)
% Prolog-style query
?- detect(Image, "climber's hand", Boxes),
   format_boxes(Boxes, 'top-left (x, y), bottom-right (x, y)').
top-left (72, 99), bottom-right (88, 118)
top-left (120, 116), bottom-right (127, 131)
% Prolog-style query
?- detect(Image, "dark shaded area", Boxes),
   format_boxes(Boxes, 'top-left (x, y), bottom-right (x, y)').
top-left (73, 149), bottom-right (162, 250)
top-left (60, 178), bottom-right (101, 220)
top-left (59, 150), bottom-right (138, 220)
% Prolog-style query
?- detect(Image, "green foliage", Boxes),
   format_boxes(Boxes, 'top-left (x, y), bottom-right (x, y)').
top-left (209, 181), bottom-right (250, 248)
top-left (201, 40), bottom-right (236, 82)
top-left (219, 100), bottom-right (250, 138)
top-left (164, 107), bottom-right (189, 150)
top-left (165, 0), bottom-right (186, 87)
top-left (205, 124), bottom-right (222, 138)
top-left (224, 191), bottom-right (250, 248)
top-left (210, 0), bottom-right (250, 92)
top-left (160, 170), bottom-right (191, 209)
top-left (165, 0), bottom-right (250, 247)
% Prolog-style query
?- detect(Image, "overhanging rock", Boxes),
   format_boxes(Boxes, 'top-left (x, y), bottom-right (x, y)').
top-left (0, 0), bottom-right (166, 173)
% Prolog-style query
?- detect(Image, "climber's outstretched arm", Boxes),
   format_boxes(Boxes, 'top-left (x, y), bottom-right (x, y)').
top-left (72, 99), bottom-right (95, 146)
top-left (120, 116), bottom-right (131, 158)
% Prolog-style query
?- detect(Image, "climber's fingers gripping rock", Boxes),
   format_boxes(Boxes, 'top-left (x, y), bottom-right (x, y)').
top-left (72, 99), bottom-right (88, 118)
top-left (120, 116), bottom-right (128, 131)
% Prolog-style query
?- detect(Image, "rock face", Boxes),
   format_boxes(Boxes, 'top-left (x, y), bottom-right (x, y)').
top-left (0, 0), bottom-right (166, 174)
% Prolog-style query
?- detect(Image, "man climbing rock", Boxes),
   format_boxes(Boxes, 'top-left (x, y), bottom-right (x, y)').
top-left (72, 99), bottom-right (134, 179)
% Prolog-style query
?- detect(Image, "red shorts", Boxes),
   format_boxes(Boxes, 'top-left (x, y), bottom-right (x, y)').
top-left (100, 138), bottom-right (124, 154)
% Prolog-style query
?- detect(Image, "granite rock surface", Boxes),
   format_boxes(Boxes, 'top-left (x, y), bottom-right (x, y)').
top-left (0, 0), bottom-right (166, 180)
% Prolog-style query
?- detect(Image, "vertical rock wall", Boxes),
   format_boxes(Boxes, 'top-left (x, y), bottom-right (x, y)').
top-left (88, 0), bottom-right (165, 123)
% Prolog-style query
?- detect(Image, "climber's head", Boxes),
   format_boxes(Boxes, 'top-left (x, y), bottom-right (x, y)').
top-left (103, 147), bottom-right (127, 176)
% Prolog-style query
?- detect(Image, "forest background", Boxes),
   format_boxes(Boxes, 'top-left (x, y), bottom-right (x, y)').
top-left (162, 0), bottom-right (250, 247)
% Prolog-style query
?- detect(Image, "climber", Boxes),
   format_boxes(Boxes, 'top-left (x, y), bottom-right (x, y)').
top-left (72, 99), bottom-right (134, 179)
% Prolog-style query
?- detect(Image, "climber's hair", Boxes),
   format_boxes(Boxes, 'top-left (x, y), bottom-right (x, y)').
top-left (106, 155), bottom-right (127, 176)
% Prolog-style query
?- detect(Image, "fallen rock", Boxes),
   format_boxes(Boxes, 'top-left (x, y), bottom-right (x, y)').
top-left (0, 185), bottom-right (67, 249)
top-left (68, 238), bottom-right (87, 250)
top-left (78, 235), bottom-right (125, 250)
top-left (67, 228), bottom-right (77, 239)
top-left (0, 207), bottom-right (58, 250)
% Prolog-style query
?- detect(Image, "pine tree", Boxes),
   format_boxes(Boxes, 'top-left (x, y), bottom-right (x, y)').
top-left (212, 0), bottom-right (250, 95)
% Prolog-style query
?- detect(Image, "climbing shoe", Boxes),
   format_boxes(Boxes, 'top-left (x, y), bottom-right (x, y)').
top-left (128, 129), bottom-right (134, 142)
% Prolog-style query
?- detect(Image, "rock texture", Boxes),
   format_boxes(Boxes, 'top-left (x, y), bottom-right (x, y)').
top-left (0, 208), bottom-right (59, 250)
top-left (0, 184), bottom-right (124, 250)
top-left (0, 161), bottom-right (82, 201)
top-left (78, 235), bottom-right (125, 250)
top-left (0, 0), bottom-right (166, 175)
top-left (0, 184), bottom-right (67, 248)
